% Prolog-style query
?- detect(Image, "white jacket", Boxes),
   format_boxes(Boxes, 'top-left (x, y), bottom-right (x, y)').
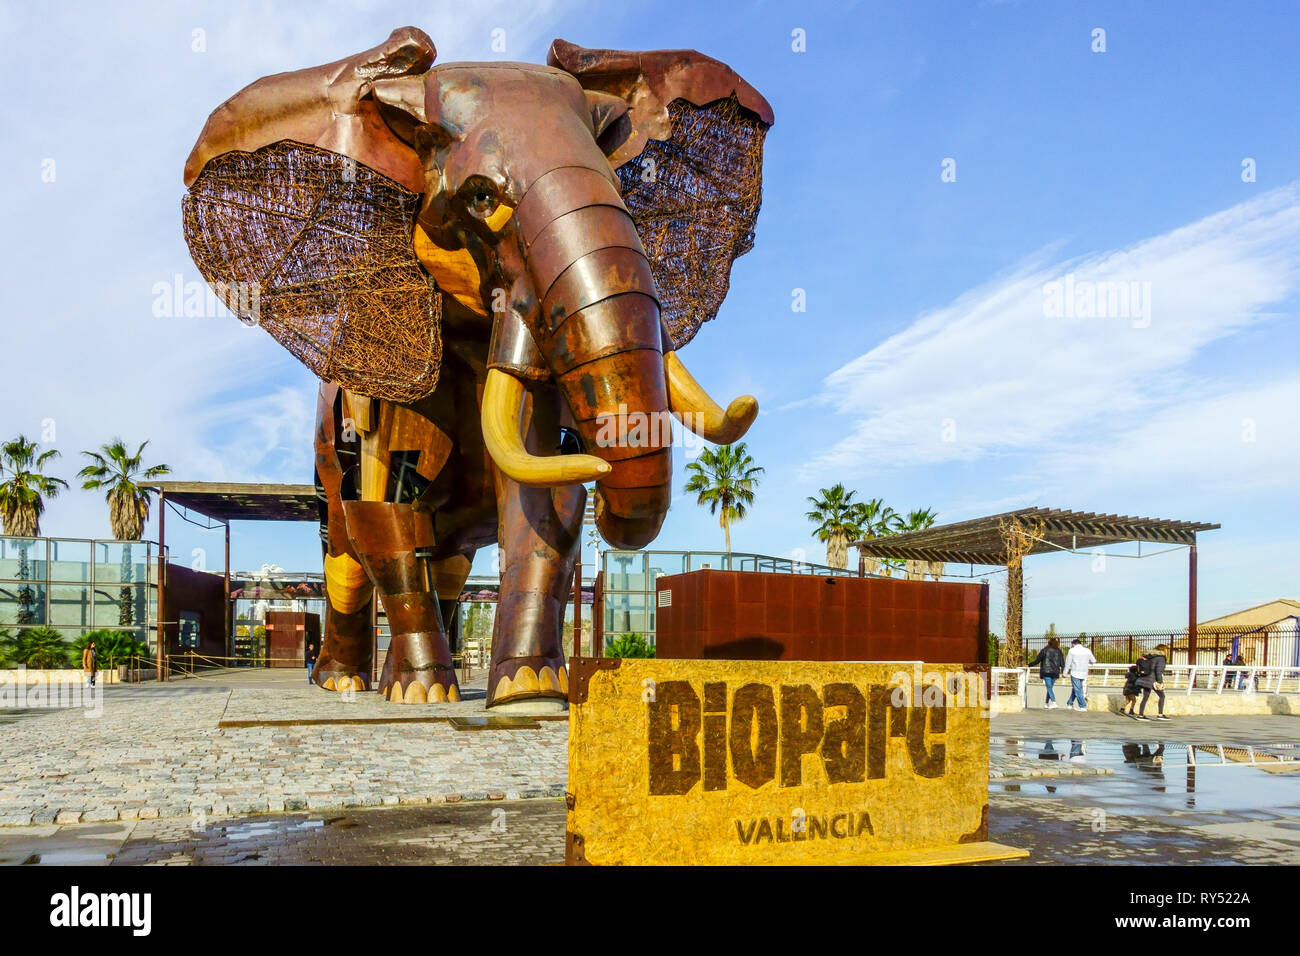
top-left (1063, 645), bottom-right (1096, 678)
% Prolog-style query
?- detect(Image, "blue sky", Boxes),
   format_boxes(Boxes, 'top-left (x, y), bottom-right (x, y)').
top-left (3, 0), bottom-right (1298, 633)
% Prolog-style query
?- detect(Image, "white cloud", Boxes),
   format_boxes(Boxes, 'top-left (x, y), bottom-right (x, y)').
top-left (805, 184), bottom-right (1300, 482)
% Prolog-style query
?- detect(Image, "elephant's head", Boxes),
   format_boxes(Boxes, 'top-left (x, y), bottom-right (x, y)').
top-left (182, 27), bottom-right (772, 548)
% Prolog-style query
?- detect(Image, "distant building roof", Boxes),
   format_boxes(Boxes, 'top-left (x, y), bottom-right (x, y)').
top-left (1200, 599), bottom-right (1300, 629)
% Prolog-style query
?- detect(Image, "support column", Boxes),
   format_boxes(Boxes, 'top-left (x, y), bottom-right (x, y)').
top-left (223, 520), bottom-right (231, 660)
top-left (157, 492), bottom-right (166, 683)
top-left (1188, 538), bottom-right (1198, 665)
top-left (1006, 559), bottom-right (1024, 665)
top-left (573, 552), bottom-right (583, 657)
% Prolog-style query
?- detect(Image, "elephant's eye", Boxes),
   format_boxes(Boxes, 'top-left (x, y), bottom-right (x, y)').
top-left (461, 177), bottom-right (500, 219)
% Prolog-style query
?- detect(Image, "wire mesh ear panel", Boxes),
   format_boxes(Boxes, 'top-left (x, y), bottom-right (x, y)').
top-left (615, 96), bottom-right (768, 351)
top-left (182, 141), bottom-right (443, 404)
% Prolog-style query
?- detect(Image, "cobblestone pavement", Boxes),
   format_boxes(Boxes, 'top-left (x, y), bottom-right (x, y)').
top-left (0, 671), bottom-right (565, 827)
top-left (1, 670), bottom-right (1296, 864)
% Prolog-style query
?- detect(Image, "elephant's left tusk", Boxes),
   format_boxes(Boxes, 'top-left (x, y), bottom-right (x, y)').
top-left (664, 351), bottom-right (758, 445)
top-left (481, 368), bottom-right (611, 487)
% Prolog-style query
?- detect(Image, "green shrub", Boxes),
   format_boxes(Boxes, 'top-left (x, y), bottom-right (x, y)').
top-left (11, 627), bottom-right (71, 669)
top-left (605, 633), bottom-right (656, 658)
top-left (73, 629), bottom-right (150, 668)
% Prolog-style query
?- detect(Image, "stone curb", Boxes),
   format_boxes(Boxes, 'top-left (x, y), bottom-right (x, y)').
top-left (0, 783), bottom-right (569, 828)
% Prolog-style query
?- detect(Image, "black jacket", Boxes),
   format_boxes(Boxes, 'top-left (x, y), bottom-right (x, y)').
top-left (1027, 646), bottom-right (1065, 678)
top-left (1136, 654), bottom-right (1166, 689)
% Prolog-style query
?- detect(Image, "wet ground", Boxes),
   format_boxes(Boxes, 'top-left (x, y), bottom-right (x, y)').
top-left (0, 728), bottom-right (1294, 865)
top-left (986, 734), bottom-right (1300, 864)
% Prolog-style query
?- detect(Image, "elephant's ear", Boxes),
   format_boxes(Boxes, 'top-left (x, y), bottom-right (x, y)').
top-left (183, 141), bottom-right (441, 403)
top-left (181, 28), bottom-right (444, 403)
top-left (548, 40), bottom-right (773, 349)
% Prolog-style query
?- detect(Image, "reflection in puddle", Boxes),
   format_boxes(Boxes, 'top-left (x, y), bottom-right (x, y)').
top-left (993, 737), bottom-right (1300, 815)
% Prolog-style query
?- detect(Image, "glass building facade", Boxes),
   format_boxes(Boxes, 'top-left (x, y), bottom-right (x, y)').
top-left (0, 535), bottom-right (163, 649)
top-left (599, 549), bottom-right (857, 648)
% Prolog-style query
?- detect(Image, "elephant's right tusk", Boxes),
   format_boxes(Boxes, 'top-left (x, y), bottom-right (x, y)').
top-left (664, 351), bottom-right (759, 445)
top-left (481, 368), bottom-right (611, 487)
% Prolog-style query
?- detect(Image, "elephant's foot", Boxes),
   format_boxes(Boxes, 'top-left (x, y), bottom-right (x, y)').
top-left (379, 632), bottom-right (461, 704)
top-left (313, 650), bottom-right (369, 692)
top-left (487, 656), bottom-right (568, 710)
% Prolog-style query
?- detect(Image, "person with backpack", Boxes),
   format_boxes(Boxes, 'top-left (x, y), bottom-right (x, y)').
top-left (1062, 638), bottom-right (1097, 711)
top-left (1135, 644), bottom-right (1170, 720)
top-left (1026, 637), bottom-right (1066, 709)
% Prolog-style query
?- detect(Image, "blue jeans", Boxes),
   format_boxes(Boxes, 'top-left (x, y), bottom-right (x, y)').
top-left (1066, 677), bottom-right (1086, 708)
top-left (1043, 675), bottom-right (1057, 703)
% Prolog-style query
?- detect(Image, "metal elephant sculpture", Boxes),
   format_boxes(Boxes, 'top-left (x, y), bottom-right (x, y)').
top-left (181, 27), bottom-right (773, 709)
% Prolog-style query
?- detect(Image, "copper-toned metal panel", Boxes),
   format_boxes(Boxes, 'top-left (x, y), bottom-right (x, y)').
top-left (545, 293), bottom-right (662, 375)
top-left (184, 27), bottom-right (434, 191)
top-left (527, 205), bottom-right (645, 301)
top-left (592, 448), bottom-right (671, 489)
top-left (554, 348), bottom-right (668, 424)
top-left (487, 308), bottom-right (549, 381)
top-left (540, 247), bottom-right (659, 331)
top-left (599, 483), bottom-right (672, 519)
top-left (341, 500), bottom-right (436, 553)
top-left (516, 165), bottom-right (626, 245)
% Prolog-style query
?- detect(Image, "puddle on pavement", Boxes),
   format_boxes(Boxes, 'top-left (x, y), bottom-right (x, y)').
top-left (994, 736), bottom-right (1300, 814)
top-left (224, 822), bottom-right (279, 841)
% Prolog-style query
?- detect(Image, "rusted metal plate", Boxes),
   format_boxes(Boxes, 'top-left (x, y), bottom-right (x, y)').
top-left (566, 658), bottom-right (999, 865)
top-left (449, 715), bottom-right (541, 731)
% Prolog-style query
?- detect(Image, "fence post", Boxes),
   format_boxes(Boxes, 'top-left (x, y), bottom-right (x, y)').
top-left (1128, 634), bottom-right (1134, 663)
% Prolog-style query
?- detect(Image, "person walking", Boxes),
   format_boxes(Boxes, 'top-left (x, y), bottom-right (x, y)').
top-left (1135, 643), bottom-right (1170, 720)
top-left (1062, 638), bottom-right (1096, 711)
top-left (81, 640), bottom-right (97, 688)
top-left (1121, 662), bottom-right (1141, 717)
top-left (306, 642), bottom-right (318, 684)
top-left (1026, 637), bottom-right (1065, 709)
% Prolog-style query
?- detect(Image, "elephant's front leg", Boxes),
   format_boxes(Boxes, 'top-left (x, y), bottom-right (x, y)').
top-left (487, 479), bottom-right (583, 710)
top-left (343, 501), bottom-right (460, 703)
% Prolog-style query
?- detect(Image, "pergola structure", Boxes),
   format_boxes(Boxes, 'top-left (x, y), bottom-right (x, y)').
top-left (149, 481), bottom-right (319, 676)
top-left (851, 508), bottom-right (1220, 662)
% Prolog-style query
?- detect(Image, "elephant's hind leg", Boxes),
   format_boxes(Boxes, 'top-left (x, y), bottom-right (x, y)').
top-left (316, 550), bottom-right (374, 691)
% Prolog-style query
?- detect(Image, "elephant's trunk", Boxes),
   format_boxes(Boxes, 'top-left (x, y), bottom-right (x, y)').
top-left (481, 163), bottom-right (757, 549)
top-left (512, 166), bottom-right (670, 548)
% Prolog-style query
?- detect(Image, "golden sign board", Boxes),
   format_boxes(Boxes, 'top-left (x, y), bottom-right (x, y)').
top-left (566, 658), bottom-right (1026, 865)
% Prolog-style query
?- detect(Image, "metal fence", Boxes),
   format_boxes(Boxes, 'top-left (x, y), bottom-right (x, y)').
top-left (1000, 619), bottom-right (1300, 668)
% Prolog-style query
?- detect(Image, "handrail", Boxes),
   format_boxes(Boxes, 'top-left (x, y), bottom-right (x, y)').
top-left (1010, 663), bottom-right (1300, 696)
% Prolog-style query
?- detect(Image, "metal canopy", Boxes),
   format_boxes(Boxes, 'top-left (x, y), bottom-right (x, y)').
top-left (851, 507), bottom-right (1220, 566)
top-left (149, 481), bottom-right (319, 523)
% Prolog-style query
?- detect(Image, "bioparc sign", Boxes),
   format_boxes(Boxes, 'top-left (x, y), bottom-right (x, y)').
top-left (566, 659), bottom-right (1025, 865)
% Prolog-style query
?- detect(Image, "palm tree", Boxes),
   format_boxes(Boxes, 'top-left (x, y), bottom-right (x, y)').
top-left (77, 439), bottom-right (171, 540)
top-left (0, 435), bottom-right (68, 536)
top-left (898, 507), bottom-right (940, 580)
top-left (851, 497), bottom-right (901, 575)
top-left (805, 484), bottom-right (861, 569)
top-left (79, 439), bottom-right (171, 628)
top-left (684, 442), bottom-right (764, 554)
